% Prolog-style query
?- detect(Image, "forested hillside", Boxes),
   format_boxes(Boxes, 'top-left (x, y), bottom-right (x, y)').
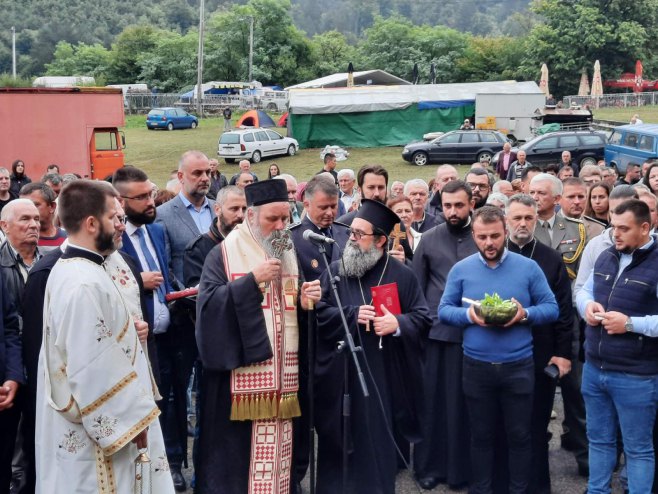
top-left (1, 0), bottom-right (657, 98)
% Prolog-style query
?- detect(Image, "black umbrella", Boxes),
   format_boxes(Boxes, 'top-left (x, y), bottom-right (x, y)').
top-left (412, 63), bottom-right (419, 85)
top-left (430, 63), bottom-right (436, 84)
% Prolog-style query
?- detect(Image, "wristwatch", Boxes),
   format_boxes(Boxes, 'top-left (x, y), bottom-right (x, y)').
top-left (625, 317), bottom-right (634, 333)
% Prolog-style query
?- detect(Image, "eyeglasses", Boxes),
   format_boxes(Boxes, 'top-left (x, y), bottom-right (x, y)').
top-left (348, 228), bottom-right (375, 240)
top-left (467, 182), bottom-right (489, 191)
top-left (121, 191), bottom-right (157, 202)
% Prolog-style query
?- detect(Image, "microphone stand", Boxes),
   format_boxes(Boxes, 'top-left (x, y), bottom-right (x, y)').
top-left (314, 241), bottom-right (369, 494)
top-left (307, 300), bottom-right (316, 494)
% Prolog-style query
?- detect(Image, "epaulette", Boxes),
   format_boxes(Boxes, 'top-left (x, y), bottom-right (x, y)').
top-left (288, 222), bottom-right (303, 230)
top-left (583, 215), bottom-right (606, 227)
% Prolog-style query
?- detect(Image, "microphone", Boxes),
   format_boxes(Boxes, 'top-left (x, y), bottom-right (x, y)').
top-left (303, 229), bottom-right (335, 244)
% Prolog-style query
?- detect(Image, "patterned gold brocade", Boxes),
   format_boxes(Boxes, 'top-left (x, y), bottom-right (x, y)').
top-left (81, 372), bottom-right (138, 417)
top-left (103, 407), bottom-right (160, 457)
top-left (94, 444), bottom-right (117, 493)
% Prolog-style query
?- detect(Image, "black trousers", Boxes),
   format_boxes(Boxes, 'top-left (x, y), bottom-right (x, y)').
top-left (156, 309), bottom-right (198, 469)
top-left (0, 395), bottom-right (20, 494)
top-left (463, 356), bottom-right (534, 494)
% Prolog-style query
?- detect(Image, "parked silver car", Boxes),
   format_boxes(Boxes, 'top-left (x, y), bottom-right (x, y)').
top-left (218, 128), bottom-right (298, 163)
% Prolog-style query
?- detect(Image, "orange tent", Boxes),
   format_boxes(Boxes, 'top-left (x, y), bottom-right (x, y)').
top-left (236, 109), bottom-right (276, 127)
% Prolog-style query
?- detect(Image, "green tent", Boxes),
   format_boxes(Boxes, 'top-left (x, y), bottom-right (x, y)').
top-left (288, 81), bottom-right (536, 149)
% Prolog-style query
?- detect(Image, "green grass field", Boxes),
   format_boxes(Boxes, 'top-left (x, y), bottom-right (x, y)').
top-left (124, 105), bottom-right (658, 188)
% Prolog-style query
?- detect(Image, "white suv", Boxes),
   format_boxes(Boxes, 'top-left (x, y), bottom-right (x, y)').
top-left (218, 128), bottom-right (299, 164)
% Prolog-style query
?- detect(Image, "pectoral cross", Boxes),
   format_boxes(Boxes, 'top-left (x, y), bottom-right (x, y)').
top-left (390, 224), bottom-right (406, 252)
top-left (271, 230), bottom-right (293, 259)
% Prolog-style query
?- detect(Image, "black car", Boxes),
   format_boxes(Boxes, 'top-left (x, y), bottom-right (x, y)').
top-left (492, 130), bottom-right (606, 169)
top-left (402, 130), bottom-right (509, 166)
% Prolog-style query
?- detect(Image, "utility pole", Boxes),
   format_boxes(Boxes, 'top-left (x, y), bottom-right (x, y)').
top-left (196, 0), bottom-right (205, 116)
top-left (248, 16), bottom-right (254, 82)
top-left (11, 26), bottom-right (16, 79)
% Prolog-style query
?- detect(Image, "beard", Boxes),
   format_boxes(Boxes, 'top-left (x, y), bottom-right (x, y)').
top-left (219, 213), bottom-right (240, 235)
top-left (95, 222), bottom-right (116, 255)
top-left (445, 215), bottom-right (470, 234)
top-left (339, 240), bottom-right (383, 278)
top-left (250, 220), bottom-right (294, 273)
top-left (126, 206), bottom-right (156, 225)
top-left (474, 194), bottom-right (488, 209)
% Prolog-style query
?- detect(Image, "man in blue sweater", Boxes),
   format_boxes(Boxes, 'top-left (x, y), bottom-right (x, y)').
top-left (576, 199), bottom-right (658, 494)
top-left (440, 206), bottom-right (559, 494)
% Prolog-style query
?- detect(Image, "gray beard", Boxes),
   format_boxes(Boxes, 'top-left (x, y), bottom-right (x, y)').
top-left (251, 221), bottom-right (294, 272)
top-left (339, 241), bottom-right (383, 278)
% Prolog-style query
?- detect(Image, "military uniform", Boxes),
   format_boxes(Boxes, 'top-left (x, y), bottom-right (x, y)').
top-left (582, 215), bottom-right (606, 242)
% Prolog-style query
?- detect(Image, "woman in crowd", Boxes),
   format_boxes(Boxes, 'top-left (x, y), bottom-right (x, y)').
top-left (585, 182), bottom-right (611, 228)
top-left (268, 163), bottom-right (281, 179)
top-left (387, 195), bottom-right (421, 255)
top-left (10, 159), bottom-right (31, 196)
top-left (642, 162), bottom-right (658, 195)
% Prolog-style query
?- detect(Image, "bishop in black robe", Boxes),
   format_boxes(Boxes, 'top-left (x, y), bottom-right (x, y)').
top-left (314, 254), bottom-right (431, 494)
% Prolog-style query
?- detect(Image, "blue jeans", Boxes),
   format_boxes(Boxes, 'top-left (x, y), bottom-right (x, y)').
top-left (462, 355), bottom-right (534, 494)
top-left (582, 362), bottom-right (658, 494)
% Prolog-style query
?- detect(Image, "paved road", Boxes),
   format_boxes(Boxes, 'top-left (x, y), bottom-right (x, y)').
top-left (183, 388), bottom-right (626, 493)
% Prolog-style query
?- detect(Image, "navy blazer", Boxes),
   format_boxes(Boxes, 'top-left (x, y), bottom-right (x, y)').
top-left (290, 217), bottom-right (350, 282)
top-left (121, 223), bottom-right (175, 329)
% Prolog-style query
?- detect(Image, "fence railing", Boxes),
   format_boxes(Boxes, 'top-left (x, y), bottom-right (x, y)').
top-left (124, 93), bottom-right (287, 115)
top-left (564, 92), bottom-right (658, 109)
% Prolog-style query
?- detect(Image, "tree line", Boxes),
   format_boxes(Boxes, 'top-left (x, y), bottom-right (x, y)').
top-left (2, 0), bottom-right (658, 98)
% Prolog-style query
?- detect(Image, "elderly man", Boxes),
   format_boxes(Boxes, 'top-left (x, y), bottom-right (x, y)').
top-left (390, 180), bottom-right (405, 199)
top-left (440, 206), bottom-right (559, 494)
top-left (207, 159), bottom-right (228, 200)
top-left (274, 174), bottom-right (303, 224)
top-left (19, 182), bottom-right (66, 253)
top-left (560, 150), bottom-right (580, 176)
top-left (229, 160), bottom-right (259, 185)
top-left (413, 180), bottom-right (478, 490)
top-left (601, 167), bottom-right (617, 188)
top-left (427, 165), bottom-right (459, 216)
top-left (493, 179), bottom-right (514, 197)
top-left (235, 171), bottom-right (255, 189)
top-left (0, 199), bottom-right (41, 309)
top-left (507, 150), bottom-right (532, 181)
top-left (195, 180), bottom-right (320, 493)
top-left (497, 142), bottom-right (517, 179)
top-left (405, 179), bottom-right (436, 232)
top-left (36, 180), bottom-right (174, 493)
top-left (0, 168), bottom-right (16, 214)
top-left (315, 199), bottom-right (431, 494)
top-left (338, 168), bottom-right (357, 212)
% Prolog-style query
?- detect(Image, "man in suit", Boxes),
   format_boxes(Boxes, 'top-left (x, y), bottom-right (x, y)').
top-left (113, 166), bottom-right (187, 489)
top-left (276, 174), bottom-right (304, 224)
top-left (497, 142), bottom-right (517, 179)
top-left (289, 175), bottom-right (350, 492)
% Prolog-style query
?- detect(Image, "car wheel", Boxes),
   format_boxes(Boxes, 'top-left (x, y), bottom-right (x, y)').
top-left (224, 158), bottom-right (235, 164)
top-left (412, 152), bottom-right (429, 166)
top-left (191, 121), bottom-right (198, 129)
top-left (477, 151), bottom-right (492, 163)
top-left (167, 122), bottom-right (174, 131)
top-left (287, 145), bottom-right (296, 156)
top-left (251, 151), bottom-right (262, 163)
top-left (579, 156), bottom-right (597, 168)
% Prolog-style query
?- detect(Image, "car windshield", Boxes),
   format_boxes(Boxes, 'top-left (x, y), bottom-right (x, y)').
top-left (220, 134), bottom-right (240, 144)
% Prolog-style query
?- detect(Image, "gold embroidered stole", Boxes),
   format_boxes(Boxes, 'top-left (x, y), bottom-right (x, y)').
top-left (222, 222), bottom-right (301, 421)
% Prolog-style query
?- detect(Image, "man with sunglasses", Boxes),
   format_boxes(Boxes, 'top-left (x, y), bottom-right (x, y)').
top-left (315, 199), bottom-right (431, 494)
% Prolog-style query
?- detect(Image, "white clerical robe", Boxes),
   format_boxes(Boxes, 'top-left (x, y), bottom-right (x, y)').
top-left (36, 250), bottom-right (175, 493)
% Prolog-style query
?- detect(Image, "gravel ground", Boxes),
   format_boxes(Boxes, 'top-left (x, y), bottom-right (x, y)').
top-left (182, 388), bottom-right (627, 493)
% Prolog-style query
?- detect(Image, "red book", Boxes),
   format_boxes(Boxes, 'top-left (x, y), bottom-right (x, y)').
top-left (371, 282), bottom-right (401, 317)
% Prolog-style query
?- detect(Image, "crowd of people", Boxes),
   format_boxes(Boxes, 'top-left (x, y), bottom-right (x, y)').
top-left (1, 147), bottom-right (658, 494)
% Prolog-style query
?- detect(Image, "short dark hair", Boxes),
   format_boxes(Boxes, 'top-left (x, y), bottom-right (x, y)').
top-left (357, 165), bottom-right (389, 188)
top-left (473, 205), bottom-right (506, 228)
top-left (19, 182), bottom-right (56, 203)
top-left (609, 184), bottom-right (639, 201)
top-left (58, 180), bottom-right (118, 234)
top-left (323, 153), bottom-right (336, 164)
top-left (305, 175), bottom-right (339, 200)
top-left (544, 163), bottom-right (559, 174)
top-left (112, 166), bottom-right (149, 187)
top-left (521, 165), bottom-right (542, 181)
top-left (612, 199), bottom-right (651, 226)
top-left (507, 193), bottom-right (537, 210)
top-left (441, 179), bottom-right (473, 201)
top-left (41, 172), bottom-right (62, 185)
